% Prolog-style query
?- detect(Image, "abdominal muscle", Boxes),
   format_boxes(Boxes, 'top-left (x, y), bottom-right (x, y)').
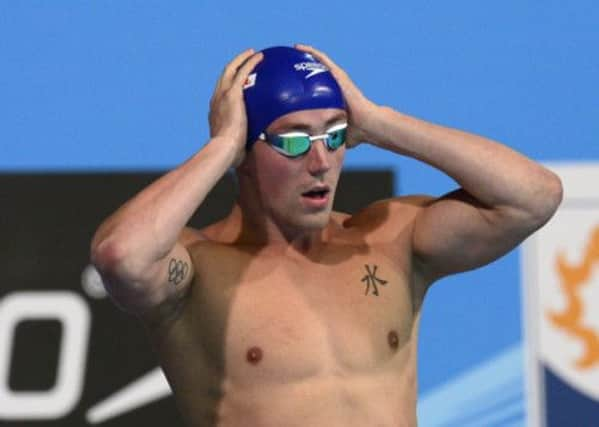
top-left (159, 329), bottom-right (419, 427)
top-left (215, 368), bottom-right (417, 427)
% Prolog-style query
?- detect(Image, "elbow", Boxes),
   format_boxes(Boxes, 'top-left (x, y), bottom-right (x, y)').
top-left (538, 170), bottom-right (563, 220)
top-left (90, 237), bottom-right (155, 313)
top-left (90, 231), bottom-right (149, 282)
top-left (91, 232), bottom-right (162, 285)
top-left (527, 169), bottom-right (564, 228)
top-left (90, 237), bottom-right (130, 277)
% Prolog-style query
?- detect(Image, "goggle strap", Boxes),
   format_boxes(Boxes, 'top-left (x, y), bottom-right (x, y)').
top-left (263, 123), bottom-right (348, 140)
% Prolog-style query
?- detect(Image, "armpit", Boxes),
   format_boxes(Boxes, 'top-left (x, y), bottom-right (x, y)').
top-left (179, 227), bottom-right (207, 247)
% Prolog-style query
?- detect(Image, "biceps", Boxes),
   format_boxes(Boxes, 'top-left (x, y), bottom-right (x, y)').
top-left (412, 190), bottom-right (527, 279)
top-left (103, 243), bottom-right (194, 315)
top-left (157, 243), bottom-right (195, 294)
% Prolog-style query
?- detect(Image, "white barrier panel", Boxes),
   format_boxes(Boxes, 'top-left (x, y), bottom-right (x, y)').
top-left (0, 292), bottom-right (91, 419)
top-left (523, 162), bottom-right (599, 426)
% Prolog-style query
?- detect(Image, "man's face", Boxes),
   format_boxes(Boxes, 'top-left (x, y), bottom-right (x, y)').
top-left (242, 108), bottom-right (347, 232)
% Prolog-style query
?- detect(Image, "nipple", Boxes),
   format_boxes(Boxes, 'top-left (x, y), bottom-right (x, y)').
top-left (246, 346), bottom-right (263, 364)
top-left (388, 330), bottom-right (399, 351)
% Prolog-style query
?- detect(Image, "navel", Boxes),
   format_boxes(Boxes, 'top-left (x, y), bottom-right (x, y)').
top-left (246, 346), bottom-right (263, 365)
top-left (388, 330), bottom-right (399, 351)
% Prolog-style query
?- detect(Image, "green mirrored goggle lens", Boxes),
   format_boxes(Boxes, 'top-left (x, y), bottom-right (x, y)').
top-left (326, 125), bottom-right (346, 150)
top-left (263, 123), bottom-right (348, 157)
top-left (276, 135), bottom-right (311, 156)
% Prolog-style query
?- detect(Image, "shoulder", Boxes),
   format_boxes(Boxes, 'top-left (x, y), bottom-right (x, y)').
top-left (182, 226), bottom-right (256, 271)
top-left (342, 195), bottom-right (435, 232)
top-left (328, 196), bottom-right (437, 252)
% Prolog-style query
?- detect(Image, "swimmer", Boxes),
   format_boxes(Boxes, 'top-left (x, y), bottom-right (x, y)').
top-left (91, 45), bottom-right (563, 426)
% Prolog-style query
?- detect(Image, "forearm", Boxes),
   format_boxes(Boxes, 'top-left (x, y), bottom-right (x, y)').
top-left (367, 106), bottom-right (562, 218)
top-left (92, 136), bottom-right (236, 272)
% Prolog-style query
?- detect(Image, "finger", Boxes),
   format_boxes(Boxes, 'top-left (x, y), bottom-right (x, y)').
top-left (215, 48), bottom-right (256, 92)
top-left (232, 52), bottom-right (263, 89)
top-left (296, 43), bottom-right (359, 98)
top-left (295, 43), bottom-right (329, 65)
top-left (295, 44), bottom-right (341, 73)
top-left (224, 48), bottom-right (256, 79)
top-left (295, 43), bottom-right (328, 61)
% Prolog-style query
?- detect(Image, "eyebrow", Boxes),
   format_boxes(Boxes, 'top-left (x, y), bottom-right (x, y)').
top-left (275, 113), bottom-right (347, 133)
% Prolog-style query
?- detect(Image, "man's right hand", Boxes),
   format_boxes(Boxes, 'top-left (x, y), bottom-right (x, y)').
top-left (91, 50), bottom-right (262, 318)
top-left (209, 48), bottom-right (263, 167)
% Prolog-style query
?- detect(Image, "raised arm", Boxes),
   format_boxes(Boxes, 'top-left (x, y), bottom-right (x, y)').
top-left (298, 44), bottom-right (563, 282)
top-left (90, 49), bottom-right (263, 317)
top-left (367, 110), bottom-right (562, 280)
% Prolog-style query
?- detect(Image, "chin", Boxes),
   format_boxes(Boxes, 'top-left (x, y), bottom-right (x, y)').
top-left (295, 210), bottom-right (331, 231)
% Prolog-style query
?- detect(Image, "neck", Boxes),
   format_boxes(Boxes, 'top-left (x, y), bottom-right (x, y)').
top-left (227, 202), bottom-right (330, 253)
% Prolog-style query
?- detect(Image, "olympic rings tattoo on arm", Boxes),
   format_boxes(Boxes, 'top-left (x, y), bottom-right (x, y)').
top-left (168, 258), bottom-right (189, 286)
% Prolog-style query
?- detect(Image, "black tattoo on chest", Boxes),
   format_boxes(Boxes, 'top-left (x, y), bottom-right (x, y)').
top-left (361, 264), bottom-right (388, 296)
top-left (168, 258), bottom-right (189, 286)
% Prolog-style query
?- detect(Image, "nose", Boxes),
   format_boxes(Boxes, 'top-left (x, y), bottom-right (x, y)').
top-left (307, 139), bottom-right (331, 176)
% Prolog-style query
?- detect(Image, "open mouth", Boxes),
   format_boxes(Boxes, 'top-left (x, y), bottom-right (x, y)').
top-left (302, 189), bottom-right (330, 200)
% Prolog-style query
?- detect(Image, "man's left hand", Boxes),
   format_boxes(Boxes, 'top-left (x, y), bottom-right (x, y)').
top-left (295, 43), bottom-right (379, 148)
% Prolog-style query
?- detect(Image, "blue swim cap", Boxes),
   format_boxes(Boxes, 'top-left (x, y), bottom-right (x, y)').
top-left (243, 46), bottom-right (346, 149)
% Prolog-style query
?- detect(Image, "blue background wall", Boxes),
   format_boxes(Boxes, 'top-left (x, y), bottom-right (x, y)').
top-left (2, 2), bottom-right (598, 425)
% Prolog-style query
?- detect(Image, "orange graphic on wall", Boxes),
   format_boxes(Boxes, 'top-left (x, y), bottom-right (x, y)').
top-left (547, 225), bottom-right (599, 370)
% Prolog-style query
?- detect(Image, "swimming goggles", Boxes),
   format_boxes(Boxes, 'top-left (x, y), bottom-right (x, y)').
top-left (258, 123), bottom-right (348, 158)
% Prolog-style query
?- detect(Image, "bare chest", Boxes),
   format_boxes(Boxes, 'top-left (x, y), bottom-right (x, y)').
top-left (188, 248), bottom-right (419, 387)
